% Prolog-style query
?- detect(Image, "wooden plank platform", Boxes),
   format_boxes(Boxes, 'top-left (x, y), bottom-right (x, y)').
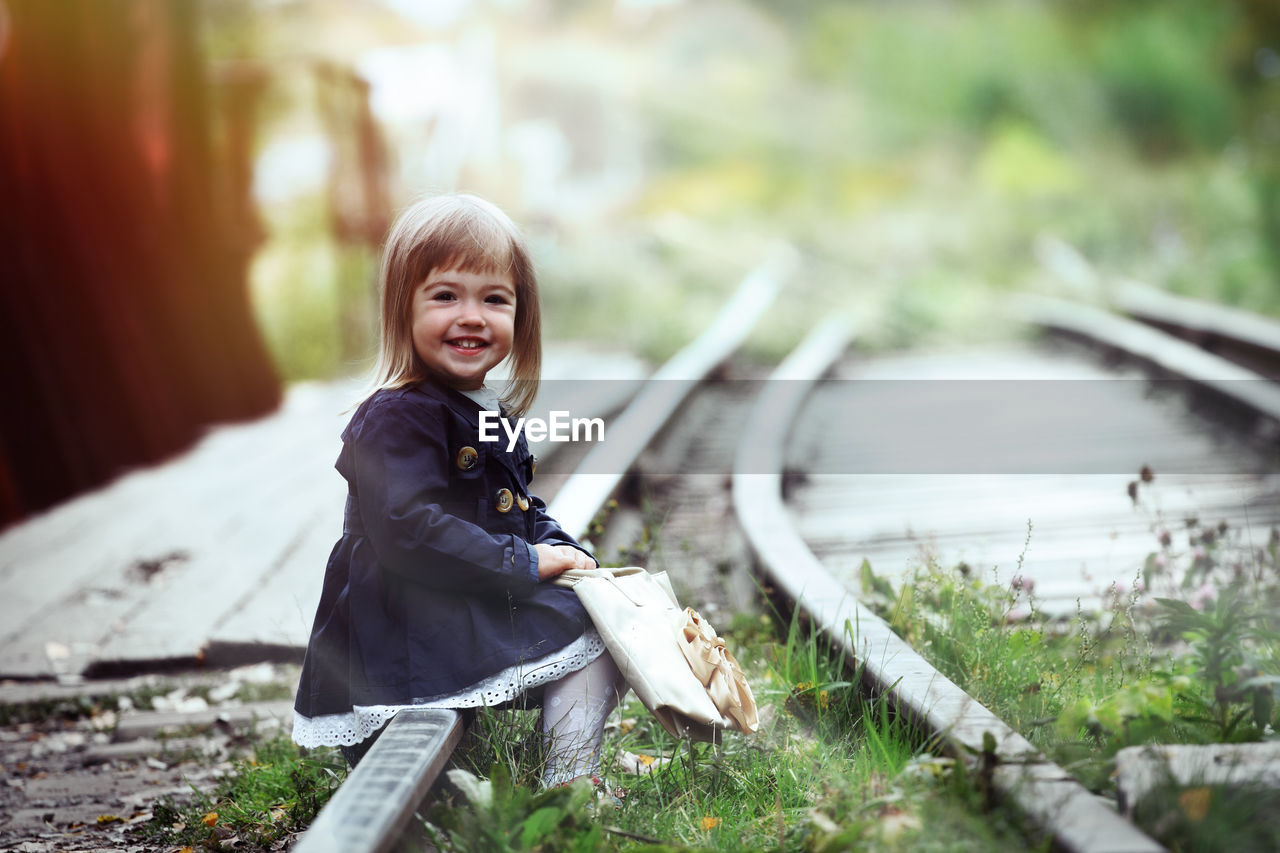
top-left (0, 347), bottom-right (646, 680)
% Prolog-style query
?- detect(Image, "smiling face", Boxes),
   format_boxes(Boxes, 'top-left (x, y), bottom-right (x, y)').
top-left (411, 265), bottom-right (516, 391)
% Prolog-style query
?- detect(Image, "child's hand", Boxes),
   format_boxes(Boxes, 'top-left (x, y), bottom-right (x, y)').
top-left (534, 543), bottom-right (597, 580)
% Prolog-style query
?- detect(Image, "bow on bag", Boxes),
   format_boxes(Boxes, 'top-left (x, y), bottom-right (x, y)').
top-left (678, 608), bottom-right (758, 734)
top-left (556, 566), bottom-right (758, 741)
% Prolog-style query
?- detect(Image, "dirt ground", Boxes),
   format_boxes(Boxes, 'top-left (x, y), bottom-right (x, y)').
top-left (0, 664), bottom-right (299, 853)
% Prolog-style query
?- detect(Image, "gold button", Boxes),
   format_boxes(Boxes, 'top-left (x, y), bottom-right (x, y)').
top-left (516, 493), bottom-right (530, 511)
top-left (456, 446), bottom-right (478, 471)
top-left (495, 488), bottom-right (514, 512)
top-left (530, 454), bottom-right (538, 478)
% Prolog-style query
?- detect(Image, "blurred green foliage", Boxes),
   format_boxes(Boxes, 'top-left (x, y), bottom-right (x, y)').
top-left (248, 194), bottom-right (379, 380)
top-left (215, 0), bottom-right (1280, 378)
top-left (1086, 3), bottom-right (1236, 158)
top-left (650, 0), bottom-right (1280, 358)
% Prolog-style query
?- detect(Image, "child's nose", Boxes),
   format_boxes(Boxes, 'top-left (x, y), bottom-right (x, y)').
top-left (457, 299), bottom-right (486, 325)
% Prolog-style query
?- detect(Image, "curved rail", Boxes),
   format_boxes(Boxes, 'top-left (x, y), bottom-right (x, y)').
top-left (732, 319), bottom-right (1167, 853)
top-left (292, 251), bottom-right (792, 853)
top-left (1029, 237), bottom-right (1280, 423)
top-left (1014, 293), bottom-right (1280, 429)
top-left (1112, 281), bottom-right (1280, 370)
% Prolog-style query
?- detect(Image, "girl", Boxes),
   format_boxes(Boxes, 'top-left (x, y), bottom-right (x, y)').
top-left (292, 193), bottom-right (627, 789)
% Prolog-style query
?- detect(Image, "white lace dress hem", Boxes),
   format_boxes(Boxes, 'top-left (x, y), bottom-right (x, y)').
top-left (292, 628), bottom-right (607, 749)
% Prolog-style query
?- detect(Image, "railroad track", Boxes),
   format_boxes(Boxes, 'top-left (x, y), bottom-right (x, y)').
top-left (295, 270), bottom-right (1279, 852)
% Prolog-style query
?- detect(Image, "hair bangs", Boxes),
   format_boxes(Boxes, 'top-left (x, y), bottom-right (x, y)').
top-left (413, 212), bottom-right (516, 282)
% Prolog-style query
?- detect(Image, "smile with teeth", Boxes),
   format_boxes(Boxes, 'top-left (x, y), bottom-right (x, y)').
top-left (449, 338), bottom-right (488, 351)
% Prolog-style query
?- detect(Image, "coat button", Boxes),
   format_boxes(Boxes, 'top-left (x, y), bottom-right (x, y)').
top-left (530, 454), bottom-right (538, 478)
top-left (516, 493), bottom-right (530, 511)
top-left (495, 488), bottom-right (514, 513)
top-left (456, 446), bottom-right (479, 471)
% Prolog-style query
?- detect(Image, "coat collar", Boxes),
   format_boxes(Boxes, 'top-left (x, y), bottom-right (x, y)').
top-left (415, 377), bottom-right (496, 422)
top-left (414, 379), bottom-right (531, 478)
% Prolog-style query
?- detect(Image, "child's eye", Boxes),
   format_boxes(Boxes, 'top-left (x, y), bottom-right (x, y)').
top-left (432, 291), bottom-right (456, 302)
top-left (485, 294), bottom-right (511, 305)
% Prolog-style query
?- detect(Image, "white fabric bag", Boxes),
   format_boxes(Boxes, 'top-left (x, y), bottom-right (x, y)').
top-left (556, 566), bottom-right (758, 741)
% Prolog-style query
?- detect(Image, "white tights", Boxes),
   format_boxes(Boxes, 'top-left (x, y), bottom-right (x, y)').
top-left (540, 649), bottom-right (627, 787)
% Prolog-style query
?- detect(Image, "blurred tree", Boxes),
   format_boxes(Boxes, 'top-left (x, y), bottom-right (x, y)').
top-left (1225, 0), bottom-right (1280, 278)
top-left (1062, 0), bottom-right (1280, 289)
top-left (315, 61), bottom-right (389, 366)
top-left (0, 0), bottom-right (280, 526)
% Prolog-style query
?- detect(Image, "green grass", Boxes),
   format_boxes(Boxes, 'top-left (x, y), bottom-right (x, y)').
top-left (135, 732), bottom-right (347, 850)
top-left (423, 609), bottom-right (1040, 852)
top-left (857, 479), bottom-right (1280, 844)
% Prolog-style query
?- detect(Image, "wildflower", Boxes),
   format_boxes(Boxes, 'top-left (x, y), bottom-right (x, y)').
top-left (1010, 575), bottom-right (1034, 594)
top-left (701, 816), bottom-right (721, 830)
top-left (617, 749), bottom-right (667, 775)
top-left (1178, 787), bottom-right (1211, 822)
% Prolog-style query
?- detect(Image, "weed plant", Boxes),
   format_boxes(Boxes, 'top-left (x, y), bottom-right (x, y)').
top-left (857, 475), bottom-right (1280, 845)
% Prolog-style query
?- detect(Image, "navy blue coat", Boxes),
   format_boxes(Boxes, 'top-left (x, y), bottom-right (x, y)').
top-left (294, 380), bottom-right (593, 718)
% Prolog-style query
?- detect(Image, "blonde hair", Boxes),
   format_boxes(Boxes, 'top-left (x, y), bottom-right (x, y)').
top-left (370, 193), bottom-right (541, 417)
